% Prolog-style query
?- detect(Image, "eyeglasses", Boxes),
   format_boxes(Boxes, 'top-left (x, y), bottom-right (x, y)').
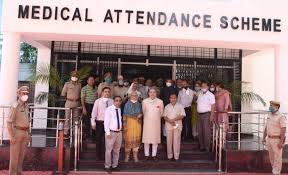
top-left (115, 100), bottom-right (122, 102)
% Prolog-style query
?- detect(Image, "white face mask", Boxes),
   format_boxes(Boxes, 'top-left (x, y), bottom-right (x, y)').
top-left (118, 80), bottom-right (124, 86)
top-left (71, 77), bottom-right (78, 82)
top-left (210, 88), bottom-right (215, 92)
top-left (124, 82), bottom-right (129, 87)
top-left (195, 87), bottom-right (201, 91)
top-left (166, 82), bottom-right (172, 87)
top-left (130, 99), bottom-right (138, 103)
top-left (201, 88), bottom-right (208, 92)
top-left (21, 95), bottom-right (29, 102)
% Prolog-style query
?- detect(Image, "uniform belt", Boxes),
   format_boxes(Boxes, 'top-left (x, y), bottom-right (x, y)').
top-left (14, 126), bottom-right (29, 131)
top-left (110, 130), bottom-right (122, 133)
top-left (67, 98), bottom-right (80, 102)
top-left (198, 112), bottom-right (211, 115)
top-left (268, 135), bottom-right (281, 139)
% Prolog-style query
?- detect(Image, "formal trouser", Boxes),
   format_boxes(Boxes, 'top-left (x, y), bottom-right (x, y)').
top-left (83, 103), bottom-right (95, 139)
top-left (9, 129), bottom-right (29, 175)
top-left (144, 143), bottom-right (158, 157)
top-left (105, 132), bottom-right (123, 168)
top-left (95, 120), bottom-right (105, 157)
top-left (197, 112), bottom-right (211, 150)
top-left (64, 101), bottom-right (80, 135)
top-left (166, 128), bottom-right (182, 160)
top-left (267, 137), bottom-right (283, 175)
top-left (182, 107), bottom-right (192, 139)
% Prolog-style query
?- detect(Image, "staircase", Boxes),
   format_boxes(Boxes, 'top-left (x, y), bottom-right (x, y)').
top-left (77, 140), bottom-right (218, 173)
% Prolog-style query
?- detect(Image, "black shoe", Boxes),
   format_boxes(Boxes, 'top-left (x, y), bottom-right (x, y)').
top-left (168, 158), bottom-right (173, 161)
top-left (104, 167), bottom-right (112, 173)
top-left (112, 166), bottom-right (120, 172)
top-left (143, 156), bottom-right (150, 162)
top-left (152, 156), bottom-right (159, 162)
top-left (174, 158), bottom-right (180, 163)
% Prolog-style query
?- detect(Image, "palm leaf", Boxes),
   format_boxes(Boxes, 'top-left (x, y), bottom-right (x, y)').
top-left (35, 92), bottom-right (59, 104)
top-left (32, 64), bottom-right (63, 92)
top-left (77, 65), bottom-right (93, 80)
top-left (241, 92), bottom-right (266, 107)
top-left (226, 80), bottom-right (266, 107)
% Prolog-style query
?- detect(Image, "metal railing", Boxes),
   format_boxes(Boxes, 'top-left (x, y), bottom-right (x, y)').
top-left (212, 111), bottom-right (288, 172)
top-left (0, 105), bottom-right (83, 148)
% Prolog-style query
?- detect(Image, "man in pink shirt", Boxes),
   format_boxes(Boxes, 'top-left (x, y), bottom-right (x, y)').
top-left (91, 87), bottom-right (113, 160)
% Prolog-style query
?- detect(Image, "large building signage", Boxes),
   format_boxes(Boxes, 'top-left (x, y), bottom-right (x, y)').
top-left (18, 5), bottom-right (282, 32)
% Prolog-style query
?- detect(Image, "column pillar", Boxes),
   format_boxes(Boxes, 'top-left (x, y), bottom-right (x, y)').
top-left (0, 32), bottom-right (21, 105)
top-left (0, 32), bottom-right (21, 141)
top-left (275, 45), bottom-right (288, 113)
top-left (33, 47), bottom-right (51, 129)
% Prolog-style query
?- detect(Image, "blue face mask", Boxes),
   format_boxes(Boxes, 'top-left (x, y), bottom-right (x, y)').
top-left (105, 77), bottom-right (112, 84)
top-left (269, 106), bottom-right (275, 113)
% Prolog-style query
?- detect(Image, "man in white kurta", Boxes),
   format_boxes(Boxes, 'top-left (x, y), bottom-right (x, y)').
top-left (142, 88), bottom-right (164, 162)
top-left (163, 94), bottom-right (186, 161)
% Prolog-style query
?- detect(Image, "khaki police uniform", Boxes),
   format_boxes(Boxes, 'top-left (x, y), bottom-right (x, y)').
top-left (61, 81), bottom-right (81, 135)
top-left (265, 101), bottom-right (287, 175)
top-left (7, 86), bottom-right (30, 175)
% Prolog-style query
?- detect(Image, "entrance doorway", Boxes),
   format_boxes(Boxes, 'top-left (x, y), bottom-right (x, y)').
top-left (122, 64), bottom-right (172, 80)
top-left (52, 41), bottom-right (242, 111)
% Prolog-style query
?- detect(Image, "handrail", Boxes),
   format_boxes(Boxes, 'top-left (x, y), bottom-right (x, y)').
top-left (212, 111), bottom-right (288, 172)
top-left (0, 105), bottom-right (82, 148)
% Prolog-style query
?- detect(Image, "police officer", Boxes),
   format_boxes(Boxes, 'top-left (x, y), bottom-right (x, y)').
top-left (263, 101), bottom-right (287, 175)
top-left (61, 71), bottom-right (82, 135)
top-left (7, 86), bottom-right (30, 175)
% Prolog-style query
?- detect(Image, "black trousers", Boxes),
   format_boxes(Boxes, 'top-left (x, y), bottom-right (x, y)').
top-left (95, 120), bottom-right (105, 158)
top-left (83, 103), bottom-right (95, 139)
top-left (182, 107), bottom-right (192, 140)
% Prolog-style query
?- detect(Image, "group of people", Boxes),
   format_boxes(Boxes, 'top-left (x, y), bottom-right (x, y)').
top-left (6, 70), bottom-right (286, 175)
top-left (60, 70), bottom-right (236, 173)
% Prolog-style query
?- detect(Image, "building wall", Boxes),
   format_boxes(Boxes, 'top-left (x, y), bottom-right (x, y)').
top-left (241, 49), bottom-right (275, 136)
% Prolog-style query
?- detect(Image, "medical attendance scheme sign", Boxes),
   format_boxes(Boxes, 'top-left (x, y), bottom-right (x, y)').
top-left (17, 5), bottom-right (282, 32)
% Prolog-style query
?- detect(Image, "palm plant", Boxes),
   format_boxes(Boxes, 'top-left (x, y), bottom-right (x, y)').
top-left (30, 64), bottom-right (93, 104)
top-left (226, 80), bottom-right (266, 108)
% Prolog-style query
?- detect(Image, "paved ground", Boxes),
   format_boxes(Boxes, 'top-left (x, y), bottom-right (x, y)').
top-left (0, 171), bottom-right (288, 175)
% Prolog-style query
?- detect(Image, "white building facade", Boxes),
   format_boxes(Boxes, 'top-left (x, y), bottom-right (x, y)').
top-left (0, 0), bottom-right (288, 131)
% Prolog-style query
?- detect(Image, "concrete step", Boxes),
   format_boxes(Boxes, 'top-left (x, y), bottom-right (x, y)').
top-left (80, 150), bottom-right (213, 160)
top-left (77, 159), bottom-right (217, 170)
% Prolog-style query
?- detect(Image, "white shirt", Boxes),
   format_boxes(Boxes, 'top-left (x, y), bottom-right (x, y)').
top-left (197, 91), bottom-right (215, 113)
top-left (163, 103), bottom-right (186, 130)
top-left (104, 105), bottom-right (122, 135)
top-left (91, 97), bottom-right (113, 126)
top-left (177, 88), bottom-right (195, 108)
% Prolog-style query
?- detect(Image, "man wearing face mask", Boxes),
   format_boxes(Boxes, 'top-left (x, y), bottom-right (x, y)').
top-left (113, 75), bottom-right (129, 101)
top-left (7, 86), bottom-right (30, 175)
top-left (98, 72), bottom-right (114, 98)
top-left (191, 82), bottom-right (202, 140)
top-left (161, 79), bottom-right (177, 106)
top-left (91, 87), bottom-right (114, 160)
top-left (177, 80), bottom-right (196, 141)
top-left (138, 76), bottom-right (146, 100)
top-left (81, 75), bottom-right (97, 141)
top-left (176, 79), bottom-right (183, 95)
top-left (61, 71), bottom-right (82, 135)
top-left (263, 101), bottom-right (287, 175)
top-left (197, 81), bottom-right (215, 152)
